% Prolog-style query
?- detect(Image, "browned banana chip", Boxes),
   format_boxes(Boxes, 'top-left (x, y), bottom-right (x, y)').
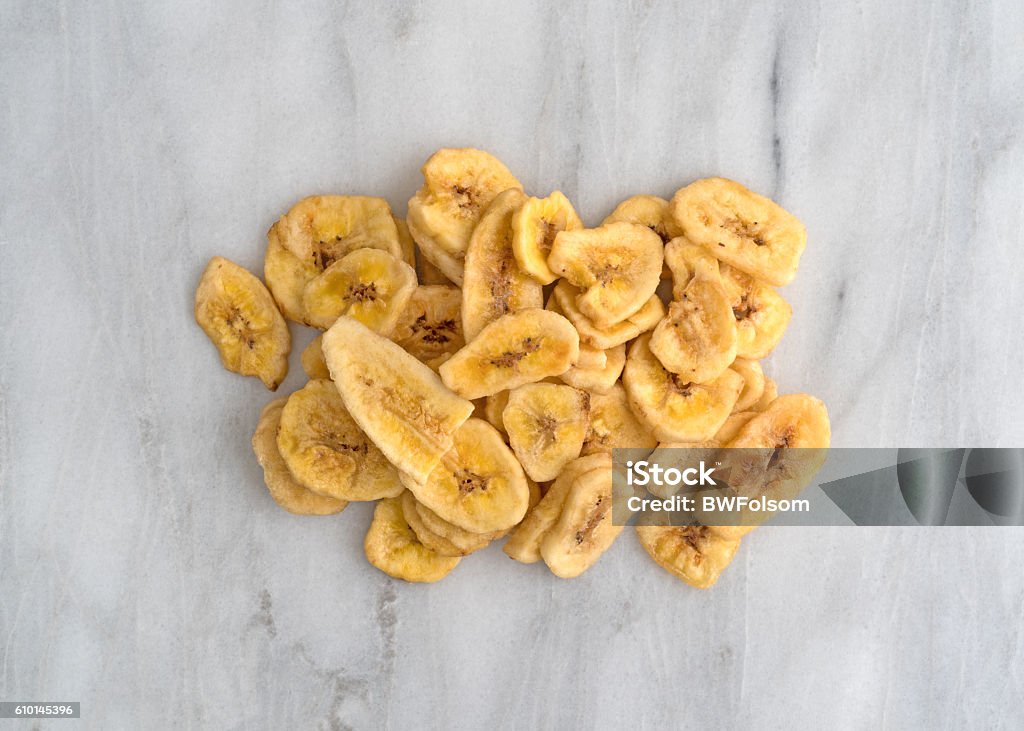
top-left (636, 525), bottom-right (741, 589)
top-left (365, 496), bottom-right (460, 583)
top-left (559, 343), bottom-right (625, 395)
top-left (252, 399), bottom-right (348, 515)
top-left (670, 178), bottom-right (806, 287)
top-left (323, 316), bottom-right (474, 485)
top-left (540, 462), bottom-right (624, 578)
top-left (194, 256), bottom-right (290, 390)
top-left (300, 334), bottom-right (330, 379)
top-left (503, 453), bottom-right (610, 563)
top-left (719, 264), bottom-right (793, 359)
top-left (389, 285), bottom-right (465, 371)
top-left (622, 334), bottom-right (743, 443)
top-left (551, 281), bottom-right (665, 350)
top-left (503, 383), bottom-right (590, 482)
top-left (511, 190), bottom-right (585, 284)
top-left (277, 379), bottom-right (402, 501)
top-left (730, 357), bottom-right (766, 412)
top-left (462, 188), bottom-right (543, 341)
top-left (439, 309), bottom-right (580, 400)
top-left (302, 248), bottom-right (417, 332)
top-left (581, 383), bottom-right (658, 455)
top-left (406, 148), bottom-right (522, 285)
top-left (400, 418), bottom-right (530, 533)
top-left (548, 222), bottom-right (664, 328)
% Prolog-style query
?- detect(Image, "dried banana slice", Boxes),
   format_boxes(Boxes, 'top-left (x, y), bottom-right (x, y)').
top-left (559, 343), bottom-right (625, 395)
top-left (670, 178), bottom-right (806, 287)
top-left (300, 334), bottom-right (330, 379)
top-left (484, 390), bottom-right (510, 435)
top-left (402, 490), bottom-right (466, 557)
top-left (713, 411), bottom-right (759, 444)
top-left (462, 188), bottom-right (543, 341)
top-left (752, 377), bottom-right (778, 411)
top-left (416, 247), bottom-right (453, 285)
top-left (636, 525), bottom-right (741, 589)
top-left (540, 462), bottom-right (624, 578)
top-left (277, 379), bottom-right (401, 501)
top-left (265, 223), bottom-right (320, 325)
top-left (511, 190), bottom-right (584, 284)
top-left (503, 383), bottom-right (590, 482)
top-left (652, 240), bottom-right (737, 383)
top-left (720, 264), bottom-right (793, 359)
top-left (276, 195), bottom-right (402, 268)
top-left (581, 383), bottom-right (658, 455)
top-left (322, 316), bottom-right (474, 484)
top-left (400, 418), bottom-right (529, 533)
top-left (548, 222), bottom-right (664, 327)
top-left (252, 399), bottom-right (347, 515)
top-left (405, 490), bottom-right (503, 556)
top-left (730, 357), bottom-right (765, 412)
top-left (551, 281), bottom-right (665, 350)
top-left (575, 343), bottom-right (608, 371)
top-left (503, 453), bottom-right (610, 563)
top-left (194, 256), bottom-right (290, 390)
top-left (394, 217), bottom-right (417, 269)
top-left (389, 285), bottom-right (465, 370)
top-left (622, 334), bottom-right (743, 442)
top-left (439, 309), bottom-right (580, 400)
top-left (364, 496), bottom-right (460, 583)
top-left (601, 195), bottom-right (682, 245)
top-left (302, 248), bottom-right (417, 331)
top-left (406, 148), bottom-right (522, 285)
top-left (728, 394), bottom-right (830, 449)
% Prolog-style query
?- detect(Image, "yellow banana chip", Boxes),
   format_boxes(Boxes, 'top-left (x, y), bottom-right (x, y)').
top-left (511, 190), bottom-right (584, 284)
top-left (302, 248), bottom-right (417, 332)
top-left (636, 525), bottom-right (741, 589)
top-left (503, 383), bottom-right (590, 482)
top-left (365, 496), bottom-right (460, 583)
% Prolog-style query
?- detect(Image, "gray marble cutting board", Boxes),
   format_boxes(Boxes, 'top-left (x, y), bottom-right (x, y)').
top-left (2, 1), bottom-right (1023, 729)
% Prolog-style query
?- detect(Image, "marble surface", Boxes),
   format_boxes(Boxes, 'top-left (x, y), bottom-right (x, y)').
top-left (2, 1), bottom-right (1024, 728)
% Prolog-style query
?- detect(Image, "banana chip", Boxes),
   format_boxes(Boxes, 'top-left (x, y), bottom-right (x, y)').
top-left (462, 188), bottom-right (543, 341)
top-left (551, 281), bottom-right (665, 350)
top-left (548, 222), bottom-right (664, 328)
top-left (503, 383), bottom-right (590, 482)
top-left (728, 393), bottom-right (830, 450)
top-left (581, 383), bottom-right (657, 455)
top-left (636, 525), bottom-right (741, 589)
top-left (264, 223), bottom-right (320, 325)
top-left (323, 316), bottom-right (474, 484)
top-left (300, 334), bottom-right (330, 380)
top-left (622, 334), bottom-right (743, 442)
top-left (403, 490), bottom-right (502, 557)
top-left (484, 390), bottom-right (510, 435)
top-left (752, 377), bottom-right (778, 412)
top-left (389, 285), bottom-right (465, 370)
top-left (713, 410), bottom-right (759, 444)
top-left (439, 309), bottom-right (580, 400)
top-left (401, 418), bottom-right (530, 533)
top-left (540, 461), bottom-right (624, 578)
top-left (503, 453), bottom-right (610, 563)
top-left (511, 190), bottom-right (584, 284)
top-left (602, 194), bottom-right (682, 245)
top-left (406, 148), bottom-right (522, 285)
top-left (302, 248), bottom-right (417, 331)
top-left (670, 178), bottom-right (806, 287)
top-left (194, 256), bottom-right (290, 390)
top-left (252, 399), bottom-right (348, 515)
top-left (719, 264), bottom-right (793, 359)
top-left (277, 379), bottom-right (402, 501)
top-left (394, 217), bottom-right (417, 269)
top-left (558, 343), bottom-right (626, 395)
top-left (730, 357), bottom-right (766, 412)
top-left (365, 496), bottom-right (460, 583)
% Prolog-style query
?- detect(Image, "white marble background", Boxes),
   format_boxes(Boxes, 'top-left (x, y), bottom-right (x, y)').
top-left (2, 1), bottom-right (1023, 728)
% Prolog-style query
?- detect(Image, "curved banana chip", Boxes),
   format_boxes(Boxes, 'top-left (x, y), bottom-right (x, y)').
top-left (322, 316), bottom-right (474, 484)
top-left (194, 256), bottom-right (290, 390)
top-left (394, 217), bottom-right (417, 269)
top-left (484, 390), bottom-right (510, 435)
top-left (401, 418), bottom-right (529, 533)
top-left (406, 148), bottom-right (522, 285)
top-left (575, 343), bottom-right (607, 371)
top-left (713, 410), bottom-right (759, 444)
top-left (581, 383), bottom-right (657, 455)
top-left (264, 223), bottom-right (320, 325)
top-left (550, 281), bottom-right (665, 350)
top-left (300, 334), bottom-right (330, 380)
top-left (503, 383), bottom-right (590, 482)
top-left (652, 240), bottom-right (737, 383)
top-left (602, 194), bottom-right (682, 245)
top-left (636, 525), bottom-right (741, 589)
top-left (622, 334), bottom-right (743, 442)
top-left (462, 188), bottom-right (543, 341)
top-left (276, 195), bottom-right (401, 267)
top-left (511, 190), bottom-right (584, 284)
top-left (439, 309), bottom-right (580, 400)
top-left (403, 490), bottom-right (502, 557)
top-left (730, 357), bottom-right (766, 412)
top-left (559, 343), bottom-right (625, 395)
top-left (548, 222), bottom-right (664, 328)
top-left (728, 393), bottom-right (830, 449)
top-left (389, 284), bottom-right (465, 371)
top-left (302, 248), bottom-right (417, 332)
top-left (276, 379), bottom-right (401, 501)
top-left (540, 461), bottom-right (623, 578)
top-left (364, 496), bottom-right (460, 583)
top-left (503, 453), bottom-right (610, 563)
top-left (252, 399), bottom-right (347, 515)
top-left (670, 178), bottom-right (806, 287)
top-left (752, 377), bottom-right (778, 412)
top-left (719, 264), bottom-right (792, 359)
